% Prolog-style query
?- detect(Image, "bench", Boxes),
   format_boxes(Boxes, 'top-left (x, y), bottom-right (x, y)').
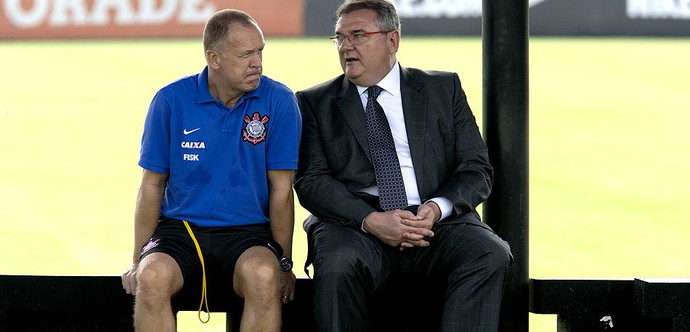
top-left (4, 274), bottom-right (688, 331)
top-left (0, 275), bottom-right (134, 332)
top-left (0, 274), bottom-right (442, 331)
top-left (529, 278), bottom-right (690, 331)
top-left (0, 274), bottom-right (315, 332)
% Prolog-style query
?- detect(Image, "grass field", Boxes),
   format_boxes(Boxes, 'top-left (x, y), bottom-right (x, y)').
top-left (1, 37), bottom-right (689, 331)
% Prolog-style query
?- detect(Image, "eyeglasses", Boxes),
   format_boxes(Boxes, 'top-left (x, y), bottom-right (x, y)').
top-left (329, 30), bottom-right (394, 47)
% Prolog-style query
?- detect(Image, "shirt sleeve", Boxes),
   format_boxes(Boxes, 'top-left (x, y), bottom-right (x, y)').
top-left (427, 197), bottom-right (453, 222)
top-left (138, 90), bottom-right (171, 174)
top-left (266, 91), bottom-right (302, 171)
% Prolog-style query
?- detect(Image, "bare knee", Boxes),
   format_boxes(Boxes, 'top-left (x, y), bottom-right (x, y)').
top-left (234, 248), bottom-right (279, 299)
top-left (136, 254), bottom-right (183, 303)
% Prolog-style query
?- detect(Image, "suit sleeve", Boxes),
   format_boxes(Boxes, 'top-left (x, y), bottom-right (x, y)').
top-left (434, 73), bottom-right (493, 217)
top-left (294, 91), bottom-right (376, 229)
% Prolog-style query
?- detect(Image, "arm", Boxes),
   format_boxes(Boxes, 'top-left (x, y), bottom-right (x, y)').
top-left (268, 169), bottom-right (295, 261)
top-left (434, 73), bottom-right (493, 216)
top-left (396, 71), bottom-right (490, 247)
top-left (267, 169), bottom-right (296, 301)
top-left (294, 90), bottom-right (377, 229)
top-left (122, 169), bottom-right (168, 295)
top-left (296, 89), bottom-right (432, 248)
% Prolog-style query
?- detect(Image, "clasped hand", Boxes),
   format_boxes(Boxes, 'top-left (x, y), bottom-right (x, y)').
top-left (363, 203), bottom-right (438, 250)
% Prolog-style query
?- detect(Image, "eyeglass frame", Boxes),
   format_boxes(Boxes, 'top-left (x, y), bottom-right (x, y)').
top-left (329, 30), bottom-right (395, 47)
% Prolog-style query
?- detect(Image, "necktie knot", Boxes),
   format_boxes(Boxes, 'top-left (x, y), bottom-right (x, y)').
top-left (367, 85), bottom-right (383, 101)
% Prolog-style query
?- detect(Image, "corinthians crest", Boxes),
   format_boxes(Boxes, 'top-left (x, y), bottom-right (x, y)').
top-left (243, 112), bottom-right (269, 145)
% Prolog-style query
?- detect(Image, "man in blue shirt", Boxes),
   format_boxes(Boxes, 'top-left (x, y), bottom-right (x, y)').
top-left (121, 9), bottom-right (301, 331)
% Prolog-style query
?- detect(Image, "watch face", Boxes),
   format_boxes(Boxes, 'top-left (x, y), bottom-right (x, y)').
top-left (280, 257), bottom-right (293, 272)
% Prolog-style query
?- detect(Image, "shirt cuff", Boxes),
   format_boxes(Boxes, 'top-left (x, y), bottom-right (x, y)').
top-left (426, 197), bottom-right (452, 222)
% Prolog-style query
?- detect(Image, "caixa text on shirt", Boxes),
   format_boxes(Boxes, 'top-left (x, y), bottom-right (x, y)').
top-left (181, 141), bottom-right (205, 162)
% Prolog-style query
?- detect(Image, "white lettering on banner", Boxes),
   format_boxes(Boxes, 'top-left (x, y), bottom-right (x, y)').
top-left (178, 0), bottom-right (213, 23)
top-left (3, 0), bottom-right (48, 27)
top-left (3, 0), bottom-right (215, 28)
top-left (51, 0), bottom-right (90, 26)
top-left (627, 0), bottom-right (690, 19)
top-left (90, 0), bottom-right (136, 25)
top-left (392, 0), bottom-right (549, 19)
top-left (140, 0), bottom-right (177, 24)
top-left (392, 0), bottom-right (482, 19)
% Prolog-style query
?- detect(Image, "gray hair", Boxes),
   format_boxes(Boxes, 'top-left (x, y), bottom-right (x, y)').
top-left (335, 0), bottom-right (401, 32)
top-left (203, 9), bottom-right (260, 53)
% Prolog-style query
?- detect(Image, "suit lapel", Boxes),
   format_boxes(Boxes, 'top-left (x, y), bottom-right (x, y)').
top-left (333, 69), bottom-right (429, 171)
top-left (336, 76), bottom-right (372, 162)
top-left (400, 67), bottom-right (429, 196)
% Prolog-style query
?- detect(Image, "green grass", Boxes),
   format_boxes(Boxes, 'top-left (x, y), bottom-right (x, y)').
top-left (1, 37), bottom-right (689, 331)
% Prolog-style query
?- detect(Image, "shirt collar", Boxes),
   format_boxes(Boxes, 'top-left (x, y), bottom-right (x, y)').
top-left (196, 66), bottom-right (262, 104)
top-left (356, 61), bottom-right (401, 98)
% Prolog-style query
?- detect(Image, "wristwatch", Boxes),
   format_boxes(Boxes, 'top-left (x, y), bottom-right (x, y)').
top-left (279, 257), bottom-right (293, 272)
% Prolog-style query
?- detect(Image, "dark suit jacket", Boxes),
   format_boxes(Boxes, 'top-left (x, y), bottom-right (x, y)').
top-left (294, 65), bottom-right (493, 231)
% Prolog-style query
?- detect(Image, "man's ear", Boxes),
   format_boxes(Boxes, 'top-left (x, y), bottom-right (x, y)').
top-left (388, 30), bottom-right (400, 53)
top-left (207, 49), bottom-right (221, 69)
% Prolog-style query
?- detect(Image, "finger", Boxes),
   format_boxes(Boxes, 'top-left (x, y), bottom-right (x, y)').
top-left (395, 209), bottom-right (418, 220)
top-left (418, 202), bottom-right (440, 221)
top-left (280, 274), bottom-right (296, 303)
top-left (402, 232), bottom-right (426, 241)
top-left (123, 278), bottom-right (136, 295)
top-left (402, 227), bottom-right (434, 238)
top-left (121, 272), bottom-right (132, 293)
top-left (401, 239), bottom-right (430, 248)
top-left (415, 207), bottom-right (431, 219)
top-left (412, 239), bottom-right (430, 247)
top-left (121, 274), bottom-right (127, 290)
top-left (400, 241), bottom-right (414, 249)
top-left (400, 218), bottom-right (434, 230)
top-left (289, 278), bottom-right (296, 300)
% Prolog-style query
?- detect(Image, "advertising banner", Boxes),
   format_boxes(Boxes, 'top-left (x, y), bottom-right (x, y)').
top-left (532, 0), bottom-right (690, 36)
top-left (2, 0), bottom-right (689, 39)
top-left (304, 0), bottom-right (690, 37)
top-left (0, 0), bottom-right (303, 39)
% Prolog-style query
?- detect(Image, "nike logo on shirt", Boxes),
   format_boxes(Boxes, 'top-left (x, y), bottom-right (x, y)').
top-left (183, 128), bottom-right (200, 135)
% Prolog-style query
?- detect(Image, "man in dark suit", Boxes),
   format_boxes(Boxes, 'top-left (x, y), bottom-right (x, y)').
top-left (294, 0), bottom-right (512, 331)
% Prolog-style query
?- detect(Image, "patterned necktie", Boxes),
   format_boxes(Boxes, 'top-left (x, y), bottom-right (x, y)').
top-left (364, 85), bottom-right (408, 211)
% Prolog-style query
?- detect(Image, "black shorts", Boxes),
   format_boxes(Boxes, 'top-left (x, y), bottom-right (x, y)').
top-left (139, 219), bottom-right (282, 286)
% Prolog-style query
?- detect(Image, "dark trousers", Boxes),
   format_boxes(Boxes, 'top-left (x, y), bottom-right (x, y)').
top-left (310, 219), bottom-right (512, 332)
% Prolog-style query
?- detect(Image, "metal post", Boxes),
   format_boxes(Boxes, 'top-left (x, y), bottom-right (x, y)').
top-left (482, 1), bottom-right (529, 332)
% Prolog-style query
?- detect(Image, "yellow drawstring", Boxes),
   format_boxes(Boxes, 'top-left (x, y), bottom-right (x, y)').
top-left (183, 220), bottom-right (210, 323)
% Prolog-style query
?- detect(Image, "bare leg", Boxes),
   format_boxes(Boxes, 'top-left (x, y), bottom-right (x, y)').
top-left (233, 246), bottom-right (282, 332)
top-left (134, 253), bottom-right (184, 332)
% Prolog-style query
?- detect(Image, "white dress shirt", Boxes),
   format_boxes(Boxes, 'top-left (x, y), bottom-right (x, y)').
top-left (356, 62), bottom-right (452, 221)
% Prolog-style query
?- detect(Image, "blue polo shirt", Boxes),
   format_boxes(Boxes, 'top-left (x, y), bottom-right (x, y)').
top-left (139, 67), bottom-right (302, 227)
